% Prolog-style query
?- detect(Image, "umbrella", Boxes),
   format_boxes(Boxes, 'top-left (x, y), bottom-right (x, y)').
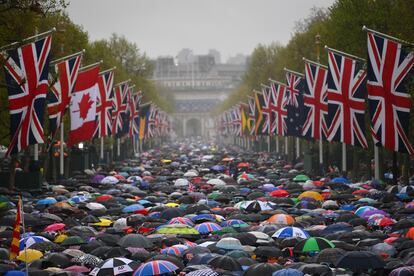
top-left (122, 204), bottom-right (145, 213)
top-left (160, 245), bottom-right (188, 256)
top-left (168, 217), bottom-right (194, 226)
top-left (133, 260), bottom-right (179, 276)
top-left (186, 268), bottom-right (219, 276)
top-left (335, 251), bottom-right (385, 271)
top-left (272, 268), bottom-right (304, 276)
top-left (156, 224), bottom-right (200, 235)
top-left (36, 197), bottom-right (57, 205)
top-left (389, 266), bottom-right (414, 276)
top-left (72, 254), bottom-right (103, 267)
top-left (254, 246), bottom-right (281, 257)
top-left (43, 252), bottom-right (71, 268)
top-left (266, 214), bottom-right (295, 225)
top-left (216, 237), bottom-right (244, 250)
top-left (16, 249), bottom-right (43, 262)
top-left (195, 222), bottom-right (222, 234)
top-left (293, 174), bottom-right (309, 182)
top-left (272, 227), bottom-right (309, 239)
top-left (44, 223), bottom-right (65, 232)
top-left (299, 264), bottom-right (331, 275)
top-left (188, 253), bottom-right (219, 266)
top-left (90, 257), bottom-right (140, 276)
top-left (64, 265), bottom-right (90, 273)
top-left (244, 263), bottom-right (281, 276)
top-left (298, 191), bottom-right (323, 201)
top-left (118, 234), bottom-right (153, 248)
top-left (294, 237), bottom-right (335, 253)
top-left (208, 255), bottom-right (242, 271)
top-left (315, 248), bottom-right (345, 264)
top-left (20, 236), bottom-right (51, 250)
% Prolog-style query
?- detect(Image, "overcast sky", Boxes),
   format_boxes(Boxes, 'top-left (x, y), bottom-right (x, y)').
top-left (66, 0), bottom-right (335, 60)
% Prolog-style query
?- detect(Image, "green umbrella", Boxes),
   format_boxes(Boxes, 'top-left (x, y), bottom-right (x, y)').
top-left (293, 174), bottom-right (310, 182)
top-left (208, 192), bottom-right (222, 200)
top-left (214, 227), bottom-right (237, 235)
top-left (294, 237), bottom-right (335, 253)
top-left (156, 225), bottom-right (200, 235)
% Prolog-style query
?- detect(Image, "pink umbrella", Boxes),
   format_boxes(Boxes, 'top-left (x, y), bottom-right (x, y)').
top-left (44, 223), bottom-right (66, 232)
top-left (64, 265), bottom-right (90, 273)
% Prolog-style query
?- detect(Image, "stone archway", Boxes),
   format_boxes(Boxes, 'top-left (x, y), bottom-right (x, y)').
top-left (185, 118), bottom-right (202, 137)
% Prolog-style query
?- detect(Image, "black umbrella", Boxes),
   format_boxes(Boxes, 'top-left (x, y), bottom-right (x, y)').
top-left (315, 248), bottom-right (345, 264)
top-left (118, 234), bottom-right (153, 248)
top-left (244, 263), bottom-right (282, 276)
top-left (43, 252), bottom-right (72, 268)
top-left (160, 208), bottom-right (184, 220)
top-left (299, 264), bottom-right (332, 275)
top-left (149, 254), bottom-right (185, 269)
top-left (254, 246), bottom-right (281, 257)
top-left (335, 251), bottom-right (385, 271)
top-left (222, 233), bottom-right (257, 246)
top-left (208, 255), bottom-right (243, 272)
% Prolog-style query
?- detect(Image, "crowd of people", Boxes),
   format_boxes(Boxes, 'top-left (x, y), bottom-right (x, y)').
top-left (1, 139), bottom-right (414, 276)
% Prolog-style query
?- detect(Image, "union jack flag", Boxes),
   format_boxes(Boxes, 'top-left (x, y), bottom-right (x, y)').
top-left (261, 85), bottom-right (272, 135)
top-left (147, 104), bottom-right (158, 138)
top-left (269, 80), bottom-right (288, 136)
top-left (111, 82), bottom-right (128, 137)
top-left (367, 31), bottom-right (414, 154)
top-left (47, 53), bottom-right (82, 140)
top-left (326, 49), bottom-right (368, 148)
top-left (302, 59), bottom-right (329, 140)
top-left (285, 69), bottom-right (305, 137)
top-left (232, 105), bottom-right (242, 137)
top-left (254, 91), bottom-right (264, 136)
top-left (1, 35), bottom-right (52, 156)
top-left (128, 89), bottom-right (139, 137)
top-left (94, 70), bottom-right (114, 138)
top-left (247, 96), bottom-right (256, 136)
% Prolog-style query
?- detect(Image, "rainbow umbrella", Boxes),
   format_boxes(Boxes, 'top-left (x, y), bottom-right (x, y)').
top-left (133, 260), bottom-right (179, 276)
top-left (195, 222), bottom-right (222, 234)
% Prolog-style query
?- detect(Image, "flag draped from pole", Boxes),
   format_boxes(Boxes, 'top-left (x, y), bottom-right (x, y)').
top-left (366, 30), bottom-right (414, 154)
top-left (9, 196), bottom-right (22, 260)
top-left (285, 70), bottom-right (305, 137)
top-left (261, 86), bottom-right (272, 135)
top-left (270, 80), bottom-right (288, 136)
top-left (47, 54), bottom-right (82, 140)
top-left (232, 105), bottom-right (242, 137)
top-left (67, 64), bottom-right (100, 146)
top-left (326, 49), bottom-right (368, 148)
top-left (128, 90), bottom-right (139, 137)
top-left (1, 35), bottom-right (52, 156)
top-left (240, 102), bottom-right (249, 136)
top-left (139, 103), bottom-right (150, 140)
top-left (302, 59), bottom-right (328, 140)
top-left (147, 104), bottom-right (158, 138)
top-left (95, 70), bottom-right (114, 138)
top-left (254, 91), bottom-right (264, 136)
top-left (247, 96), bottom-right (256, 136)
top-left (111, 83), bottom-right (129, 137)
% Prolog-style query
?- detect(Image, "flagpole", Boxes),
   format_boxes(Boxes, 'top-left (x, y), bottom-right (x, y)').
top-left (276, 136), bottom-right (279, 154)
top-left (100, 137), bottom-right (104, 161)
top-left (59, 122), bottom-right (64, 176)
top-left (117, 138), bottom-right (120, 158)
top-left (342, 143), bottom-right (347, 174)
top-left (19, 196), bottom-right (29, 275)
top-left (50, 49), bottom-right (85, 66)
top-left (315, 34), bottom-right (324, 175)
top-left (374, 145), bottom-right (380, 179)
top-left (296, 138), bottom-right (300, 159)
top-left (0, 28), bottom-right (56, 51)
top-left (285, 137), bottom-right (289, 156)
top-left (362, 26), bottom-right (414, 47)
top-left (267, 136), bottom-right (271, 152)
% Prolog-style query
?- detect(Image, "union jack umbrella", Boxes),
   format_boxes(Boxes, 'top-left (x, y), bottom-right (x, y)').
top-left (269, 80), bottom-right (289, 136)
top-left (47, 52), bottom-right (82, 140)
top-left (326, 47), bottom-right (368, 148)
top-left (247, 96), bottom-right (256, 136)
top-left (302, 58), bottom-right (329, 140)
top-left (366, 28), bottom-right (414, 154)
top-left (1, 34), bottom-right (52, 156)
top-left (194, 222), bottom-right (222, 234)
top-left (133, 260), bottom-right (179, 276)
top-left (94, 69), bottom-right (114, 138)
top-left (168, 217), bottom-right (194, 226)
top-left (90, 257), bottom-right (140, 276)
top-left (160, 244), bottom-right (189, 256)
top-left (111, 82), bottom-right (129, 137)
top-left (261, 85), bottom-right (273, 135)
top-left (285, 69), bottom-right (305, 137)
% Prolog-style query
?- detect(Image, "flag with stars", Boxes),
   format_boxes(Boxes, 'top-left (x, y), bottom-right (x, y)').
top-left (285, 69), bottom-right (305, 137)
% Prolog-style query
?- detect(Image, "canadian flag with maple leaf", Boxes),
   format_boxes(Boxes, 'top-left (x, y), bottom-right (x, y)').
top-left (67, 64), bottom-right (100, 146)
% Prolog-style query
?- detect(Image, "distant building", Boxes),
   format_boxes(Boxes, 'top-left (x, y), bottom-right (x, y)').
top-left (152, 50), bottom-right (248, 137)
top-left (208, 49), bottom-right (221, 64)
top-left (226, 53), bottom-right (248, 65)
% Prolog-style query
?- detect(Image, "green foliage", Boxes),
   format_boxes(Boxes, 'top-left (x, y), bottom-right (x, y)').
top-left (0, 2), bottom-right (170, 146)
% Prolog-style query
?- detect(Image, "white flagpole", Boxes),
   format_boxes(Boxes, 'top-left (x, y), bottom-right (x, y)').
top-left (267, 136), bottom-right (271, 152)
top-left (100, 137), bottom-right (104, 161)
top-left (342, 143), bottom-right (347, 173)
top-left (285, 137), bottom-right (289, 156)
top-left (19, 196), bottom-right (29, 274)
top-left (276, 136), bottom-right (279, 154)
top-left (59, 122), bottom-right (64, 176)
top-left (117, 138), bottom-right (120, 158)
top-left (374, 145), bottom-right (380, 179)
top-left (34, 144), bottom-right (38, 161)
top-left (296, 137), bottom-right (300, 159)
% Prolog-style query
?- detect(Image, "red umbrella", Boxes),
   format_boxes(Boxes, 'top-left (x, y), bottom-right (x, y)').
top-left (270, 190), bottom-right (289, 198)
top-left (64, 265), bottom-right (90, 273)
top-left (237, 162), bottom-right (250, 168)
top-left (114, 174), bottom-right (125, 180)
top-left (44, 223), bottom-right (65, 232)
top-left (96, 194), bottom-right (113, 202)
top-left (352, 190), bottom-right (369, 195)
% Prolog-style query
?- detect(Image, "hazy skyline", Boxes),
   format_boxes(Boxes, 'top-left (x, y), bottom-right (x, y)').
top-left (66, 0), bottom-right (335, 60)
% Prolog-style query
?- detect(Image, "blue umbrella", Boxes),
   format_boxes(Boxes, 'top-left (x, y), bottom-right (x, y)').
top-left (273, 268), bottom-right (304, 276)
top-left (122, 204), bottom-right (145, 213)
top-left (195, 222), bottom-right (222, 234)
top-left (188, 253), bottom-right (219, 265)
top-left (133, 260), bottom-right (179, 276)
top-left (272, 227), bottom-right (310, 239)
top-left (19, 236), bottom-right (50, 250)
top-left (211, 165), bottom-right (226, 171)
top-left (340, 204), bottom-right (355, 211)
top-left (332, 177), bottom-right (349, 184)
top-left (36, 197), bottom-right (57, 205)
top-left (191, 214), bottom-right (216, 223)
top-left (4, 271), bottom-right (27, 276)
top-left (69, 195), bottom-right (88, 204)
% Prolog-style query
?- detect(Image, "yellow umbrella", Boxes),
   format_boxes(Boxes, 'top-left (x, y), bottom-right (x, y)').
top-left (298, 191), bottom-right (324, 201)
top-left (161, 159), bottom-right (172, 163)
top-left (93, 218), bottom-right (113, 227)
top-left (165, 203), bottom-right (180, 208)
top-left (54, 234), bottom-right (68, 243)
top-left (17, 249), bottom-right (43, 262)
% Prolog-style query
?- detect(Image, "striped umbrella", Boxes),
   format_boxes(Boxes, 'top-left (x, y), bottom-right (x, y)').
top-left (272, 227), bottom-right (310, 239)
top-left (168, 217), bottom-right (194, 226)
top-left (90, 257), bottom-right (140, 276)
top-left (160, 244), bottom-right (189, 256)
top-left (266, 214), bottom-right (295, 225)
top-left (19, 236), bottom-right (51, 250)
top-left (294, 237), bottom-right (335, 253)
top-left (133, 260), bottom-right (179, 276)
top-left (195, 222), bottom-right (222, 234)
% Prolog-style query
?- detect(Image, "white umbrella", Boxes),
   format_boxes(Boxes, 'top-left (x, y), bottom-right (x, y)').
top-left (174, 178), bottom-right (189, 187)
top-left (86, 202), bottom-right (107, 211)
top-left (207, 179), bottom-right (226, 186)
top-left (101, 176), bottom-right (119, 184)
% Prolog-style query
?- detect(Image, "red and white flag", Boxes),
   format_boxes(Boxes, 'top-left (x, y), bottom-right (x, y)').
top-left (67, 64), bottom-right (100, 146)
